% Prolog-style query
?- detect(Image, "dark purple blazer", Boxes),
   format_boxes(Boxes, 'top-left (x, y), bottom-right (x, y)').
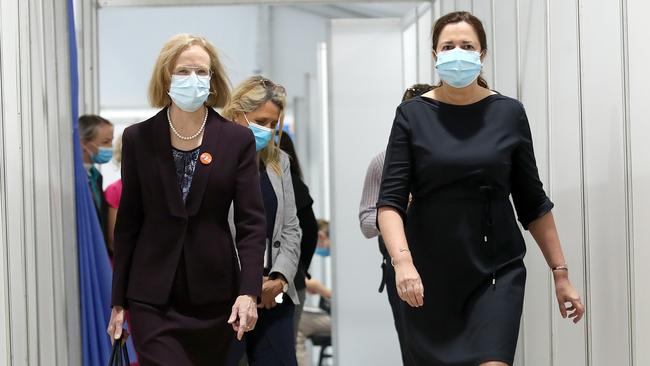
top-left (111, 107), bottom-right (266, 308)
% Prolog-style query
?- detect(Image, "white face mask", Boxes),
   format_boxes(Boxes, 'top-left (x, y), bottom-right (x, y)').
top-left (168, 74), bottom-right (211, 112)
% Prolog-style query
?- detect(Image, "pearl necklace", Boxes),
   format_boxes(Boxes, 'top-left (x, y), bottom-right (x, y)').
top-left (167, 107), bottom-right (208, 140)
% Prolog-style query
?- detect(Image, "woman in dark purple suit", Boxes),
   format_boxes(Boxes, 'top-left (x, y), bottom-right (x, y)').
top-left (106, 34), bottom-right (267, 366)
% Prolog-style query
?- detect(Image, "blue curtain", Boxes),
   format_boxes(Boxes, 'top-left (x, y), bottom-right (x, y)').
top-left (67, 2), bottom-right (136, 365)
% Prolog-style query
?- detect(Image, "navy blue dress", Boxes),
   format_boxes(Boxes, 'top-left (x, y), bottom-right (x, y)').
top-left (377, 94), bottom-right (554, 365)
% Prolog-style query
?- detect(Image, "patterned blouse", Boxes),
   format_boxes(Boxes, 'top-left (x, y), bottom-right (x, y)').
top-left (172, 147), bottom-right (200, 203)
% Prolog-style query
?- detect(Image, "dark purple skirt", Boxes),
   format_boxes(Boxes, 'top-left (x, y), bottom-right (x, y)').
top-left (128, 299), bottom-right (233, 366)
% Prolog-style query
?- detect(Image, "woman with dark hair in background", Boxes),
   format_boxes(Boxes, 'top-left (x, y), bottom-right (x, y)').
top-left (359, 83), bottom-right (432, 366)
top-left (377, 12), bottom-right (584, 366)
top-left (277, 133), bottom-right (319, 339)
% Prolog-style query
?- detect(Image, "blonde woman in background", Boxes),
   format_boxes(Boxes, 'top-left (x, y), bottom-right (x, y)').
top-left (223, 76), bottom-right (302, 366)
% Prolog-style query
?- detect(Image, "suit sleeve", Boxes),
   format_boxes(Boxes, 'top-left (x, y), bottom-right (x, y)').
top-left (511, 105), bottom-right (554, 230)
top-left (233, 131), bottom-right (267, 297)
top-left (111, 128), bottom-right (143, 308)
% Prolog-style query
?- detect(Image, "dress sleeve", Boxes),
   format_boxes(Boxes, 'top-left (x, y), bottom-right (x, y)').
top-left (511, 106), bottom-right (554, 230)
top-left (376, 107), bottom-right (411, 221)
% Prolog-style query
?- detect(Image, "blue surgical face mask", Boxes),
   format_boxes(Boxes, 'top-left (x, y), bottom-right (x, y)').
top-left (92, 146), bottom-right (113, 164)
top-left (245, 114), bottom-right (274, 151)
top-left (315, 247), bottom-right (330, 257)
top-left (435, 48), bottom-right (483, 88)
top-left (168, 73), bottom-right (211, 112)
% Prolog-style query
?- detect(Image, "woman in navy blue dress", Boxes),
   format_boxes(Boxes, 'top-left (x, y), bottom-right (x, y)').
top-left (377, 12), bottom-right (585, 366)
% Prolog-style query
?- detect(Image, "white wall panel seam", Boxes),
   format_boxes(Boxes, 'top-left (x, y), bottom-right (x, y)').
top-left (20, 0), bottom-right (38, 363)
top-left (514, 0), bottom-right (520, 100)
top-left (575, 0), bottom-right (592, 363)
top-left (38, 0), bottom-right (58, 361)
top-left (513, 1), bottom-right (524, 363)
top-left (489, 0), bottom-right (496, 90)
top-left (0, 2), bottom-right (11, 360)
top-left (55, 0), bottom-right (80, 362)
top-left (27, 0), bottom-right (45, 361)
top-left (619, 0), bottom-right (636, 363)
top-left (543, 0), bottom-right (555, 364)
top-left (414, 7), bottom-right (420, 82)
top-left (16, 2), bottom-right (30, 363)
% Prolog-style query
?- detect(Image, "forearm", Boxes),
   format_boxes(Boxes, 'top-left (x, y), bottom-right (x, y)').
top-left (377, 207), bottom-right (411, 265)
top-left (528, 211), bottom-right (568, 278)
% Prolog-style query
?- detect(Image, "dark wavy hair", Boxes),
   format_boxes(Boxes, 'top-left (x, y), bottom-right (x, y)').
top-left (402, 84), bottom-right (433, 101)
top-left (277, 133), bottom-right (303, 180)
top-left (431, 11), bottom-right (489, 89)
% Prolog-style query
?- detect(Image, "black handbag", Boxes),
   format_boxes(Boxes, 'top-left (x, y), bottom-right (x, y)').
top-left (108, 335), bottom-right (130, 366)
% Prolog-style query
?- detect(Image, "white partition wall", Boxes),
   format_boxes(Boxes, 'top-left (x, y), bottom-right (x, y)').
top-left (627, 1), bottom-right (650, 364)
top-left (0, 0), bottom-right (80, 365)
top-left (329, 17), bottom-right (405, 366)
top-left (434, 0), bottom-right (650, 364)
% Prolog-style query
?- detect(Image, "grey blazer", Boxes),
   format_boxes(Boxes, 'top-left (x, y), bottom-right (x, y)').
top-left (230, 150), bottom-right (302, 305)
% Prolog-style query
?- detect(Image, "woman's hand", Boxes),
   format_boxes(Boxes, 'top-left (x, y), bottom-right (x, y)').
top-left (306, 278), bottom-right (332, 299)
top-left (259, 277), bottom-right (284, 309)
top-left (228, 295), bottom-right (258, 340)
top-left (394, 258), bottom-right (424, 308)
top-left (106, 306), bottom-right (128, 344)
top-left (554, 272), bottom-right (585, 323)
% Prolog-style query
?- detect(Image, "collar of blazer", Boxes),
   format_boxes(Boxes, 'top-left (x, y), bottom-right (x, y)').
top-left (154, 107), bottom-right (224, 218)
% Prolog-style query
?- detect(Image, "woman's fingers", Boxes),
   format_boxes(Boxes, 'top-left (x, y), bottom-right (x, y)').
top-left (558, 299), bottom-right (568, 319)
top-left (413, 281), bottom-right (424, 307)
top-left (237, 308), bottom-right (248, 340)
top-left (113, 319), bottom-right (123, 340)
top-left (558, 296), bottom-right (585, 323)
top-left (228, 304), bottom-right (238, 324)
top-left (395, 264), bottom-right (424, 308)
top-left (409, 283), bottom-right (418, 307)
top-left (399, 278), bottom-right (423, 308)
top-left (570, 298), bottom-right (585, 323)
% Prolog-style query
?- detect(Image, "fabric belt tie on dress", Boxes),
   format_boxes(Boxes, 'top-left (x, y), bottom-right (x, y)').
top-left (480, 185), bottom-right (497, 290)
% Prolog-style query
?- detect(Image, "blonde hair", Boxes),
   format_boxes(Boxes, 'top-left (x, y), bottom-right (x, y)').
top-left (222, 76), bottom-right (286, 175)
top-left (113, 134), bottom-right (123, 165)
top-left (148, 33), bottom-right (231, 109)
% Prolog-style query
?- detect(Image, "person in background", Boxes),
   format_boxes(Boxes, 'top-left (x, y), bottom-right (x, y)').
top-left (105, 134), bottom-right (123, 253)
top-left (377, 12), bottom-right (584, 365)
top-left (277, 134), bottom-right (319, 338)
top-left (223, 76), bottom-right (302, 366)
top-left (79, 114), bottom-right (114, 254)
top-left (107, 34), bottom-right (266, 366)
top-left (296, 219), bottom-right (332, 366)
top-left (358, 83), bottom-right (432, 366)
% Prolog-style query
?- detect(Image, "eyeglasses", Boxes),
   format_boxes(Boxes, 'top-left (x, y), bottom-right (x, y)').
top-left (173, 65), bottom-right (212, 78)
top-left (256, 76), bottom-right (286, 94)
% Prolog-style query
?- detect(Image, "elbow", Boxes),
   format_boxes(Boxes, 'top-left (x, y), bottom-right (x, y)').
top-left (360, 224), bottom-right (377, 239)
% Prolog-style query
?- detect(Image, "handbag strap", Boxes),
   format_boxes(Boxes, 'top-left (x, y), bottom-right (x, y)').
top-left (108, 336), bottom-right (130, 366)
top-left (121, 340), bottom-right (131, 366)
top-left (108, 340), bottom-right (120, 366)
